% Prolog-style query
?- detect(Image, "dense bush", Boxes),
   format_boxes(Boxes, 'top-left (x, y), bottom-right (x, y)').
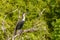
top-left (0, 0), bottom-right (60, 40)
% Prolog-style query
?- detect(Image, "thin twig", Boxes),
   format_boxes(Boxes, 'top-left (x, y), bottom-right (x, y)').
top-left (2, 20), bottom-right (5, 32)
top-left (1, 15), bottom-right (7, 32)
top-left (1, 15), bottom-right (8, 40)
top-left (9, 8), bottom-right (18, 13)
top-left (39, 8), bottom-right (46, 16)
top-left (18, 10), bottom-right (20, 21)
top-left (12, 9), bottom-right (18, 13)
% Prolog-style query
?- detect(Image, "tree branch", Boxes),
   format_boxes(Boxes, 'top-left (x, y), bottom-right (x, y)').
top-left (8, 27), bottom-right (40, 40)
top-left (18, 10), bottom-right (21, 21)
top-left (12, 9), bottom-right (18, 13)
top-left (39, 8), bottom-right (46, 16)
top-left (1, 15), bottom-right (7, 32)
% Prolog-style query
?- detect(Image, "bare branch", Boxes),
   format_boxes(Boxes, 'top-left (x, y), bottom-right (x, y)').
top-left (18, 10), bottom-right (21, 21)
top-left (13, 27), bottom-right (39, 39)
top-left (8, 27), bottom-right (40, 40)
top-left (9, 8), bottom-right (18, 13)
top-left (39, 8), bottom-right (46, 16)
top-left (12, 9), bottom-right (18, 13)
top-left (1, 15), bottom-right (7, 32)
top-left (1, 20), bottom-right (5, 32)
top-left (41, 8), bottom-right (46, 14)
top-left (23, 27), bottom-right (39, 33)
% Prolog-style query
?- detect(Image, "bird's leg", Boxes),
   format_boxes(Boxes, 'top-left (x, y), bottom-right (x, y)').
top-left (17, 29), bottom-right (23, 40)
top-left (17, 29), bottom-right (23, 35)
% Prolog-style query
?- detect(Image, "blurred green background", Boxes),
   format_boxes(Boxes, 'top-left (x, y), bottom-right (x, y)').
top-left (0, 0), bottom-right (60, 40)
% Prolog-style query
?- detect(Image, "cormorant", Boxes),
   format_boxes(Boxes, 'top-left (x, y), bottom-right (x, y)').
top-left (14, 13), bottom-right (25, 35)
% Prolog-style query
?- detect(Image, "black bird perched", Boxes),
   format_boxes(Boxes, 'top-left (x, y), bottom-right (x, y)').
top-left (14, 13), bottom-right (25, 35)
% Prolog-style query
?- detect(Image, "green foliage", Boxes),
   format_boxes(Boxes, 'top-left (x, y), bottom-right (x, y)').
top-left (52, 19), bottom-right (60, 40)
top-left (0, 0), bottom-right (60, 40)
top-left (43, 0), bottom-right (60, 40)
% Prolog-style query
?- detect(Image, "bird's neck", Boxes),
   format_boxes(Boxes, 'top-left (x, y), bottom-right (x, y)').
top-left (22, 13), bottom-right (25, 21)
top-left (22, 15), bottom-right (25, 21)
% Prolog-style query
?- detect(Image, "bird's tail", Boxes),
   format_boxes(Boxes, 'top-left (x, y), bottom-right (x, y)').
top-left (14, 28), bottom-right (17, 35)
